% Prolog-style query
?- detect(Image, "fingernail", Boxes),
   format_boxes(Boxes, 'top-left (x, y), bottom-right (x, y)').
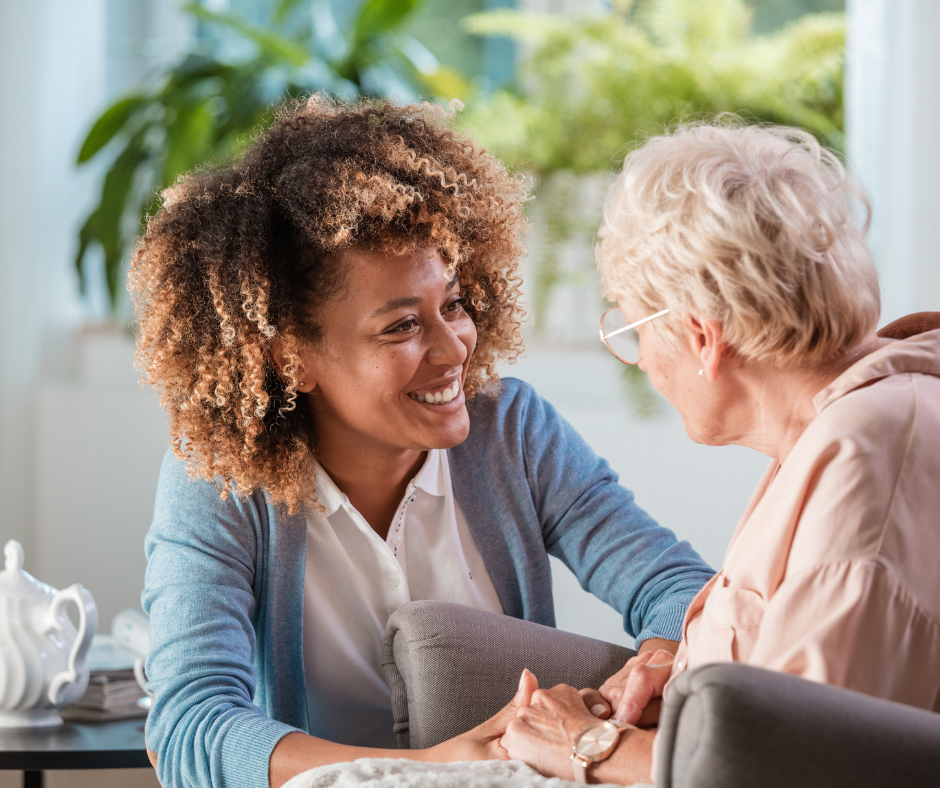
top-left (590, 704), bottom-right (607, 717)
top-left (518, 669), bottom-right (529, 692)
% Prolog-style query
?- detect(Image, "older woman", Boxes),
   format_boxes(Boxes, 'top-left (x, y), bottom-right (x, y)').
top-left (499, 121), bottom-right (940, 784)
top-left (134, 96), bottom-right (713, 788)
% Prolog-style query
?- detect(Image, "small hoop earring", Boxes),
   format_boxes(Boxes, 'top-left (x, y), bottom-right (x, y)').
top-left (698, 369), bottom-right (704, 376)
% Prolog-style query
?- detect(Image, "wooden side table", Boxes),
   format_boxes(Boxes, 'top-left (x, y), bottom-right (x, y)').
top-left (0, 718), bottom-right (151, 788)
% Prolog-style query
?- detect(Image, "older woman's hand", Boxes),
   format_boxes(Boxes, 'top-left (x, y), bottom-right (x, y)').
top-left (500, 682), bottom-right (604, 779)
top-left (597, 649), bottom-right (675, 725)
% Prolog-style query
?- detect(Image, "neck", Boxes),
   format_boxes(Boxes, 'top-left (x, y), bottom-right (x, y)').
top-left (310, 406), bottom-right (426, 540)
top-left (726, 333), bottom-right (887, 464)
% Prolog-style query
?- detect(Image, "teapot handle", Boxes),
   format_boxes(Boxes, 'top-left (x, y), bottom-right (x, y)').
top-left (47, 583), bottom-right (98, 706)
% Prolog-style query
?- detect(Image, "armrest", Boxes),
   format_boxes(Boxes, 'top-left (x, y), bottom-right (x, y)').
top-left (382, 600), bottom-right (635, 749)
top-left (657, 662), bottom-right (940, 788)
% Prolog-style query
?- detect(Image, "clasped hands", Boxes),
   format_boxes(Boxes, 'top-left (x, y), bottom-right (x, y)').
top-left (431, 649), bottom-right (675, 784)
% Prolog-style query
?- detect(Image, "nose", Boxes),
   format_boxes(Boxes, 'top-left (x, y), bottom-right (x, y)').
top-left (425, 317), bottom-right (469, 368)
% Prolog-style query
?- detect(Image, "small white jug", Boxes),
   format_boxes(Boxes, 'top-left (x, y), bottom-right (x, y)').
top-left (0, 540), bottom-right (98, 727)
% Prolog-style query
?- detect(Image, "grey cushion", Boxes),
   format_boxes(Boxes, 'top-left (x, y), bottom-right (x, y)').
top-left (657, 662), bottom-right (940, 788)
top-left (382, 600), bottom-right (635, 749)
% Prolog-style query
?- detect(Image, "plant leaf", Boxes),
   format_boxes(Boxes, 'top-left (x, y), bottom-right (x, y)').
top-left (185, 3), bottom-right (309, 66)
top-left (77, 95), bottom-right (148, 164)
top-left (74, 130), bottom-right (149, 306)
top-left (162, 98), bottom-right (216, 186)
top-left (272, 0), bottom-right (309, 27)
top-left (461, 9), bottom-right (565, 42)
top-left (417, 66), bottom-right (471, 101)
top-left (353, 0), bottom-right (422, 47)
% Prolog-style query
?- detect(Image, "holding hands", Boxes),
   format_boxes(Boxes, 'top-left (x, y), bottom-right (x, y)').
top-left (597, 648), bottom-right (676, 726)
top-left (500, 672), bottom-right (606, 779)
top-left (494, 645), bottom-right (675, 783)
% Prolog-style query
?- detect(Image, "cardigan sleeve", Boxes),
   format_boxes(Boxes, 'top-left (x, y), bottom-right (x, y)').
top-left (142, 451), bottom-right (301, 788)
top-left (518, 381), bottom-right (715, 645)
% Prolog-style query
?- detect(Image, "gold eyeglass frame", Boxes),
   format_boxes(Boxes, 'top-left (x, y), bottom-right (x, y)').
top-left (599, 308), bottom-right (670, 364)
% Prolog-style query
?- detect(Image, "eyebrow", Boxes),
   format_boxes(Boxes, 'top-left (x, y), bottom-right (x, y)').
top-left (366, 296), bottom-right (423, 320)
top-left (365, 277), bottom-right (460, 320)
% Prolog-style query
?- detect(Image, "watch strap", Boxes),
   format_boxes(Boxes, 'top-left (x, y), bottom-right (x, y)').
top-left (571, 752), bottom-right (591, 784)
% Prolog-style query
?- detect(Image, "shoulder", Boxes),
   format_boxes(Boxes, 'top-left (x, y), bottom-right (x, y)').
top-left (465, 376), bottom-right (538, 418)
top-left (154, 449), bottom-right (250, 518)
top-left (465, 376), bottom-right (562, 439)
top-left (455, 376), bottom-right (613, 491)
top-left (149, 449), bottom-right (272, 560)
top-left (814, 373), bottom-right (919, 449)
top-left (785, 374), bottom-right (929, 567)
top-left (797, 373), bottom-right (919, 493)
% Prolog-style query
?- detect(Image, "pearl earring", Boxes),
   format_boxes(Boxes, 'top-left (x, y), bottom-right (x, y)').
top-left (698, 369), bottom-right (704, 376)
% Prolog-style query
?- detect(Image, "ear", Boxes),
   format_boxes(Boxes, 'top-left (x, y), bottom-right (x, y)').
top-left (270, 335), bottom-right (317, 393)
top-left (681, 314), bottom-right (726, 382)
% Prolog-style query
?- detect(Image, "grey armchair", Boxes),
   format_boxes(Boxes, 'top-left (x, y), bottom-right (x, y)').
top-left (383, 601), bottom-right (940, 787)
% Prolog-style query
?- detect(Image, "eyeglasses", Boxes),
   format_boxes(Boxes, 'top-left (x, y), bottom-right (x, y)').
top-left (599, 307), bottom-right (669, 364)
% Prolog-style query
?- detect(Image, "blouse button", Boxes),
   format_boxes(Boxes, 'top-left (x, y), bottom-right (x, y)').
top-left (388, 575), bottom-right (401, 587)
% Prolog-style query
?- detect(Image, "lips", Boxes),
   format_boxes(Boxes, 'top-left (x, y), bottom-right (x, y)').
top-left (407, 379), bottom-right (461, 405)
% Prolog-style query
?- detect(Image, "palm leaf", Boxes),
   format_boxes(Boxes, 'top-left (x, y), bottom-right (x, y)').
top-left (76, 95), bottom-right (149, 164)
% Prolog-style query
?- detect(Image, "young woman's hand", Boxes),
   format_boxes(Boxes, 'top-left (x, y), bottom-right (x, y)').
top-left (424, 668), bottom-right (539, 763)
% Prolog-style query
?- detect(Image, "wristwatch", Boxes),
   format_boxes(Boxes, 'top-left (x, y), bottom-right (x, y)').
top-left (570, 719), bottom-right (629, 784)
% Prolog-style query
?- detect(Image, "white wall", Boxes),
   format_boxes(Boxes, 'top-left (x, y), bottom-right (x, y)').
top-left (0, 0), bottom-right (104, 564)
top-left (0, 0), bottom-right (192, 626)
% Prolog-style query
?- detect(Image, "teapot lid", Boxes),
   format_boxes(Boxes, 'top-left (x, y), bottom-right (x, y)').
top-left (0, 540), bottom-right (56, 598)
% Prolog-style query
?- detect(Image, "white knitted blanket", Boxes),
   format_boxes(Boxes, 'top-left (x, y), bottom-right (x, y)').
top-left (282, 758), bottom-right (649, 788)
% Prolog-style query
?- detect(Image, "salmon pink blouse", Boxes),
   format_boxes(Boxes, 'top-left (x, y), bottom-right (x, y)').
top-left (668, 325), bottom-right (940, 713)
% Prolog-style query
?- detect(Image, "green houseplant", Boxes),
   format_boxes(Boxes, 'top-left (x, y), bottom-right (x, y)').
top-left (75, 0), bottom-right (467, 314)
top-left (459, 0), bottom-right (845, 413)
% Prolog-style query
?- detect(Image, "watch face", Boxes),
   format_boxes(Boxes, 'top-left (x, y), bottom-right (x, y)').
top-left (574, 721), bottom-right (620, 759)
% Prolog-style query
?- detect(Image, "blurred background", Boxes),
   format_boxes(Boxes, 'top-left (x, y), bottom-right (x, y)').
top-left (0, 0), bottom-right (938, 782)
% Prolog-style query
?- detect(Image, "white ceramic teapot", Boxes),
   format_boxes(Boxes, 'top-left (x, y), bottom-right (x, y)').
top-left (0, 539), bottom-right (98, 727)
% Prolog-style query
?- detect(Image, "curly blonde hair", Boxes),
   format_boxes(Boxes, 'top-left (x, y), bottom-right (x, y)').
top-left (130, 95), bottom-right (528, 514)
top-left (597, 120), bottom-right (880, 368)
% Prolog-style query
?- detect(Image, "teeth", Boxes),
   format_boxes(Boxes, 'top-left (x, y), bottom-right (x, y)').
top-left (410, 380), bottom-right (460, 405)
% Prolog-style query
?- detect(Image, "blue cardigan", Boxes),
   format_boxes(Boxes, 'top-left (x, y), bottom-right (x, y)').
top-left (142, 378), bottom-right (713, 788)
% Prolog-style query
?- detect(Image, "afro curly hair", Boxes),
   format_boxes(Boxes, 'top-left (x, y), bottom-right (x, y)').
top-left (129, 94), bottom-right (529, 514)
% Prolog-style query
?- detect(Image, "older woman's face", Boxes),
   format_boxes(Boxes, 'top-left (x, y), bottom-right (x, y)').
top-left (301, 247), bottom-right (476, 455)
top-left (619, 299), bottom-right (731, 446)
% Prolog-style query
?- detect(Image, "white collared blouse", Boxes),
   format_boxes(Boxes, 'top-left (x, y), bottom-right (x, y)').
top-left (302, 448), bottom-right (503, 747)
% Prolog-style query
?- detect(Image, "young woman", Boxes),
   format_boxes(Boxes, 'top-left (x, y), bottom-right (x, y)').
top-left (133, 95), bottom-right (713, 788)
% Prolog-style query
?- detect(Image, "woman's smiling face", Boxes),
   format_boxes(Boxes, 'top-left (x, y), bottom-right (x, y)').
top-left (298, 247), bottom-right (477, 455)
